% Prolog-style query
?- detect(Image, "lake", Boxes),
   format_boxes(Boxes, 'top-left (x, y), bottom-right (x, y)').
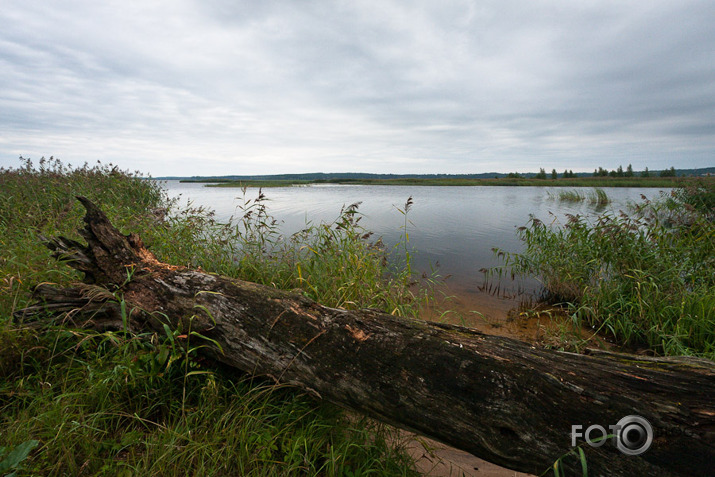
top-left (160, 181), bottom-right (669, 326)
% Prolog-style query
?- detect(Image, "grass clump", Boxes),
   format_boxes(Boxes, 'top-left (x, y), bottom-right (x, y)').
top-left (495, 182), bottom-right (715, 359)
top-left (1, 157), bottom-right (421, 475)
top-left (548, 188), bottom-right (610, 206)
top-left (588, 188), bottom-right (610, 206)
top-left (550, 189), bottom-right (585, 202)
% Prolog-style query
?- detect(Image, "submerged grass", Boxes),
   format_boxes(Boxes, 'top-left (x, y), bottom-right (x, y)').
top-left (0, 157), bottom-right (423, 475)
top-left (494, 182), bottom-right (715, 359)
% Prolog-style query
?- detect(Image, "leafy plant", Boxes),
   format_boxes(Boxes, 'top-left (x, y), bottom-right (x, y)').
top-left (0, 440), bottom-right (39, 476)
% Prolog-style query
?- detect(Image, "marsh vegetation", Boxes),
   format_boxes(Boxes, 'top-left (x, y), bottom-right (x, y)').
top-left (1, 158), bottom-right (425, 476)
top-left (494, 183), bottom-right (715, 359)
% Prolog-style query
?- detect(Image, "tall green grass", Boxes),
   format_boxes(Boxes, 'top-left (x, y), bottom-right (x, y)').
top-left (495, 183), bottom-right (715, 359)
top-left (1, 157), bottom-right (422, 475)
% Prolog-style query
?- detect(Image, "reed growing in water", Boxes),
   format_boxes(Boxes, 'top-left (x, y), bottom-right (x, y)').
top-left (497, 183), bottom-right (715, 359)
top-left (588, 188), bottom-right (610, 206)
top-left (548, 188), bottom-right (611, 206)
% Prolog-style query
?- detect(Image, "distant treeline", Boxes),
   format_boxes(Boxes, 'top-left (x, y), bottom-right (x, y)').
top-left (509, 164), bottom-right (695, 180)
top-left (167, 166), bottom-right (714, 183)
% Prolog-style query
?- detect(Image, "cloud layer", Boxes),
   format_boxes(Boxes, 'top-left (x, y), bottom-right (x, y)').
top-left (1, 0), bottom-right (713, 175)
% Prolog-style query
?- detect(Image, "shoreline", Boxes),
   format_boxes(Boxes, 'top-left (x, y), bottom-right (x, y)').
top-left (178, 176), bottom-right (709, 188)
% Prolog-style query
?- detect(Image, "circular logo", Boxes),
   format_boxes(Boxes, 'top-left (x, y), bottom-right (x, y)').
top-left (615, 415), bottom-right (653, 456)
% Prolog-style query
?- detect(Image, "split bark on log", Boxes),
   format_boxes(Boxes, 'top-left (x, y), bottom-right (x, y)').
top-left (17, 197), bottom-right (715, 477)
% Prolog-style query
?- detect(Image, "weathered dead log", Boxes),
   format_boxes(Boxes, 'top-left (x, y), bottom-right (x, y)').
top-left (17, 197), bottom-right (715, 477)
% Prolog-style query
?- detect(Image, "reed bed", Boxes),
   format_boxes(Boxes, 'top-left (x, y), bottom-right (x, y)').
top-left (495, 183), bottom-right (715, 359)
top-left (548, 188), bottom-right (611, 206)
top-left (588, 188), bottom-right (610, 206)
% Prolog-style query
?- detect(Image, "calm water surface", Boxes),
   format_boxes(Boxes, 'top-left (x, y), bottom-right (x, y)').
top-left (161, 181), bottom-right (668, 315)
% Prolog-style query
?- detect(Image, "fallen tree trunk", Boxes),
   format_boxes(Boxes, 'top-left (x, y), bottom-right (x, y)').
top-left (17, 197), bottom-right (715, 477)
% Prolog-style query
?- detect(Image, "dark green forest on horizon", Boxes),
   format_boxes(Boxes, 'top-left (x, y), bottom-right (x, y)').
top-left (160, 165), bottom-right (714, 182)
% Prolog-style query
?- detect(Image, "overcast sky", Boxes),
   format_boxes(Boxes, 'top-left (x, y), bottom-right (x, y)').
top-left (1, 1), bottom-right (714, 176)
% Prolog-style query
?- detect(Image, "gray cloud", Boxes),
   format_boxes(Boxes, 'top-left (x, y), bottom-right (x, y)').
top-left (1, 0), bottom-right (713, 175)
